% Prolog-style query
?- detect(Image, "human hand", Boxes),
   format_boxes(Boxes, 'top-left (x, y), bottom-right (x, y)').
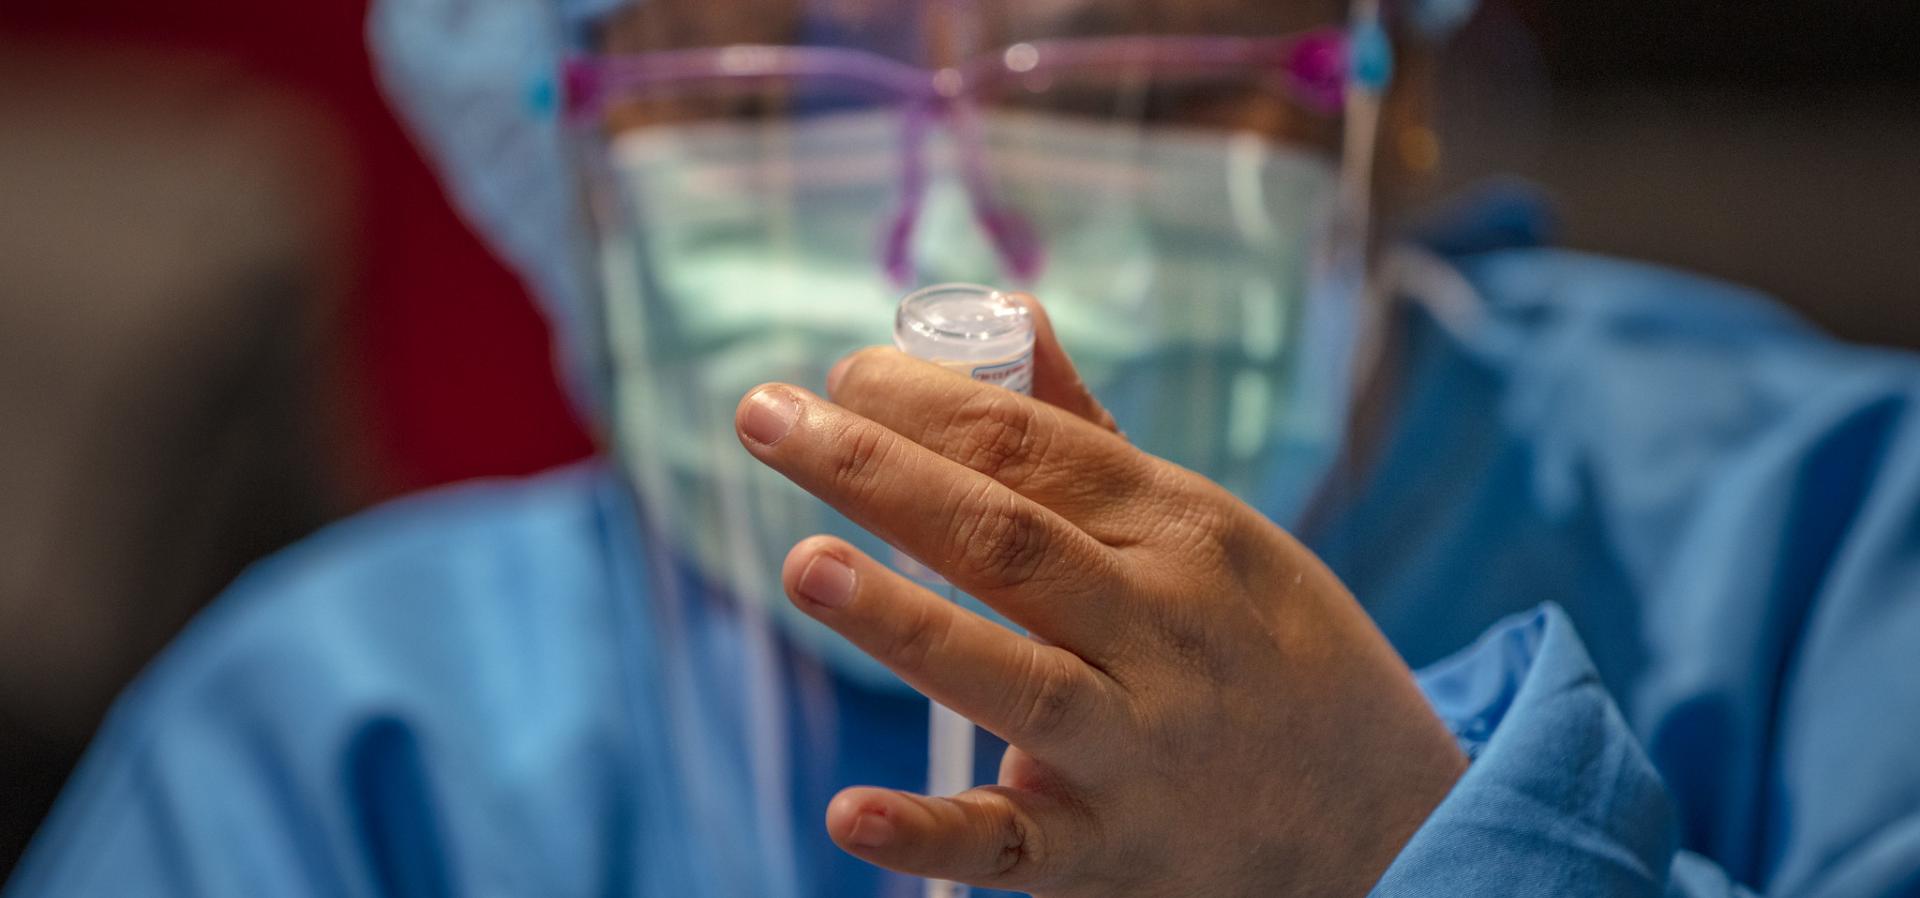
top-left (735, 296), bottom-right (1465, 897)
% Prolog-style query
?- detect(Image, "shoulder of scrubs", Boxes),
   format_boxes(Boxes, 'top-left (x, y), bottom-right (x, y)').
top-left (4, 463), bottom-right (655, 897)
top-left (1368, 250), bottom-right (1920, 895)
top-left (1435, 248), bottom-right (1920, 632)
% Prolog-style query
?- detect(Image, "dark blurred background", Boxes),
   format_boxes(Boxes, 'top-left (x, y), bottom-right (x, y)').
top-left (0, 0), bottom-right (1914, 880)
top-left (1437, 0), bottom-right (1920, 345)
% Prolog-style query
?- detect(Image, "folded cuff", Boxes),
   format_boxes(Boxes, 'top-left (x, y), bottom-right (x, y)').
top-left (1374, 603), bottom-right (1679, 896)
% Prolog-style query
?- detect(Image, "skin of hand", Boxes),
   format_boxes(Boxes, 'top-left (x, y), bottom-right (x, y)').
top-left (734, 295), bottom-right (1466, 897)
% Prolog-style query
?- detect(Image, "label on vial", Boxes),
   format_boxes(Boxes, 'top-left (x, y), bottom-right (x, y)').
top-left (970, 355), bottom-right (1033, 395)
top-left (933, 352), bottom-right (1033, 396)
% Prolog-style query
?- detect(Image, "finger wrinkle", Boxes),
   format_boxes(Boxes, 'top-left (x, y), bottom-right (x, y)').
top-left (952, 488), bottom-right (1052, 587)
top-left (829, 418), bottom-right (893, 502)
top-left (949, 391), bottom-right (1044, 486)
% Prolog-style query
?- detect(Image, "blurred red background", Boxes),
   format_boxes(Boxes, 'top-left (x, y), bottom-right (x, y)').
top-left (0, 0), bottom-right (595, 499)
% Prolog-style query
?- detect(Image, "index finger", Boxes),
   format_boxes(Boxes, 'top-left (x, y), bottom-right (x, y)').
top-left (737, 384), bottom-right (1127, 657)
top-left (826, 349), bottom-right (1155, 542)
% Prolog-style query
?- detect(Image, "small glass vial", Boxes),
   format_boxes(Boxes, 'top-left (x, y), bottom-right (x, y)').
top-left (894, 284), bottom-right (1032, 898)
top-left (893, 283), bottom-right (1034, 396)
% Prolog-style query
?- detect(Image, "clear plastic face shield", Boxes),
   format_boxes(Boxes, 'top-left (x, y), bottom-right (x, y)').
top-left (561, 0), bottom-right (1389, 892)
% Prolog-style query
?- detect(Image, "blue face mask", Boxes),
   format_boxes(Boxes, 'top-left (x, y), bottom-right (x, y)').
top-left (591, 110), bottom-right (1354, 690)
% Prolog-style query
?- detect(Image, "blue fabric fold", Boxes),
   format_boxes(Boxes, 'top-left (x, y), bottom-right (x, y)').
top-left (1383, 604), bottom-right (1680, 895)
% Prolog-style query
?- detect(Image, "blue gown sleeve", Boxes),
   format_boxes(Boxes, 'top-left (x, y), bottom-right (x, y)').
top-left (3, 469), bottom-right (641, 898)
top-left (1380, 603), bottom-right (1919, 897)
top-left (1, 580), bottom-right (460, 896)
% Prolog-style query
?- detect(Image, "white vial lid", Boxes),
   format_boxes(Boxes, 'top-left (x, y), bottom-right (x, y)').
top-left (893, 283), bottom-right (1034, 365)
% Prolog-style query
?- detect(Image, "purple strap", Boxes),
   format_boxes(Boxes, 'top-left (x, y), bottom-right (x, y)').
top-left (565, 28), bottom-right (1349, 285)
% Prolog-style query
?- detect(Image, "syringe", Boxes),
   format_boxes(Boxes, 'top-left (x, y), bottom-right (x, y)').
top-left (892, 283), bottom-right (1035, 898)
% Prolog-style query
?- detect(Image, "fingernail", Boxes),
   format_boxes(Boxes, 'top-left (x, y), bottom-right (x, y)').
top-left (741, 389), bottom-right (799, 446)
top-left (847, 810), bottom-right (894, 849)
top-left (796, 554), bottom-right (857, 609)
top-left (826, 356), bottom-right (854, 394)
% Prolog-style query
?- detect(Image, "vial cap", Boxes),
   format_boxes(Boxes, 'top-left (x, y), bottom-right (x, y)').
top-left (896, 284), bottom-right (1030, 344)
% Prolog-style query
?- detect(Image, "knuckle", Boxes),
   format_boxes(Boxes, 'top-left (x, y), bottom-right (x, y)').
top-left (995, 808), bottom-right (1036, 878)
top-left (945, 391), bottom-right (1045, 484)
top-left (881, 599), bottom-right (951, 671)
top-left (951, 490), bottom-right (1051, 586)
top-left (1150, 483), bottom-right (1239, 565)
top-left (988, 800), bottom-right (1049, 883)
top-left (1153, 606), bottom-right (1228, 681)
top-left (830, 423), bottom-right (893, 499)
top-left (1008, 649), bottom-right (1084, 742)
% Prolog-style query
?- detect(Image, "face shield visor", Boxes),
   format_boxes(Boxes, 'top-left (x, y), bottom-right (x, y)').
top-left (559, 3), bottom-right (1393, 888)
top-left (566, 0), bottom-right (1382, 687)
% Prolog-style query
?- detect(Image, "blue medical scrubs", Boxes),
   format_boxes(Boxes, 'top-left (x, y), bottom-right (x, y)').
top-left (10, 235), bottom-right (1920, 895)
